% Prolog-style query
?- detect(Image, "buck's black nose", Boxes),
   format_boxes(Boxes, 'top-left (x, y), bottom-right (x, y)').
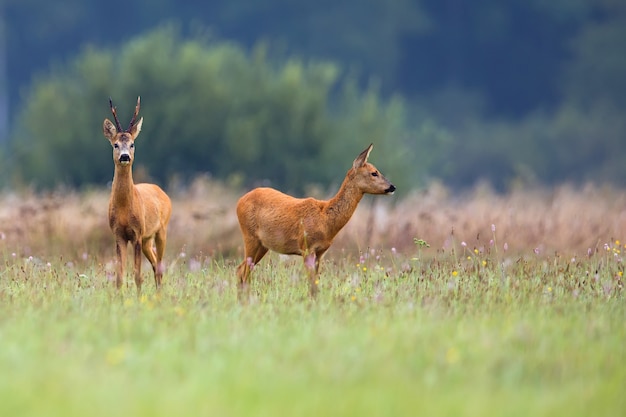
top-left (386, 184), bottom-right (396, 194)
top-left (119, 154), bottom-right (131, 163)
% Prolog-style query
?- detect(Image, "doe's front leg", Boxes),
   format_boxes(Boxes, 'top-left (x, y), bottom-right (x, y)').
top-left (304, 252), bottom-right (319, 298)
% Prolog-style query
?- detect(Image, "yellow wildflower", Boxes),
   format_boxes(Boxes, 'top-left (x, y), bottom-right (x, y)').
top-left (446, 347), bottom-right (460, 365)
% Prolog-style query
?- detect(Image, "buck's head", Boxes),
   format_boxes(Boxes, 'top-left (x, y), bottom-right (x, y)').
top-left (350, 143), bottom-right (396, 195)
top-left (103, 97), bottom-right (143, 167)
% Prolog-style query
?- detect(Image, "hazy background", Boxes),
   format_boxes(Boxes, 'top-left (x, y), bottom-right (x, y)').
top-left (1, 0), bottom-right (625, 194)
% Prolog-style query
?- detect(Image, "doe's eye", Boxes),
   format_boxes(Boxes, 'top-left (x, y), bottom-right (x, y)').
top-left (114, 143), bottom-right (119, 149)
top-left (130, 143), bottom-right (134, 148)
top-left (371, 172), bottom-right (379, 177)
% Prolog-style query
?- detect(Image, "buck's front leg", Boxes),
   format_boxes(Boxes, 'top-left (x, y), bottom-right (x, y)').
top-left (115, 240), bottom-right (127, 289)
top-left (133, 241), bottom-right (143, 296)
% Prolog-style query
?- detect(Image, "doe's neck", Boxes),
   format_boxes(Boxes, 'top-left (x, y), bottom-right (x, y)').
top-left (325, 174), bottom-right (364, 235)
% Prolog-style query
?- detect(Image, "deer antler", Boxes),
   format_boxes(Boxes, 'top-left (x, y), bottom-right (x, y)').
top-left (109, 97), bottom-right (123, 133)
top-left (127, 96), bottom-right (141, 132)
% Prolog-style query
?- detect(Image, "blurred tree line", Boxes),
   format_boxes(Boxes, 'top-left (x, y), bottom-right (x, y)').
top-left (1, 0), bottom-right (625, 192)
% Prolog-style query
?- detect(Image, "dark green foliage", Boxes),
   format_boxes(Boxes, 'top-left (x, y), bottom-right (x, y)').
top-left (4, 0), bottom-right (626, 192)
top-left (10, 27), bottom-right (420, 193)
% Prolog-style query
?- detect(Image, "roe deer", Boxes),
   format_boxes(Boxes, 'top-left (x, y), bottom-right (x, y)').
top-left (103, 97), bottom-right (172, 295)
top-left (236, 143), bottom-right (395, 298)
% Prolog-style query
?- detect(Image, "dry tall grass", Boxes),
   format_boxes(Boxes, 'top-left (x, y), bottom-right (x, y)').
top-left (1, 178), bottom-right (625, 263)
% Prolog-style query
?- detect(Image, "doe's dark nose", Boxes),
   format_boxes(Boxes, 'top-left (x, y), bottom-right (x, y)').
top-left (386, 184), bottom-right (396, 194)
top-left (119, 154), bottom-right (131, 163)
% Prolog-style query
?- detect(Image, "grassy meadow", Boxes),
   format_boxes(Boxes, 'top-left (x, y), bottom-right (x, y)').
top-left (0, 180), bottom-right (624, 416)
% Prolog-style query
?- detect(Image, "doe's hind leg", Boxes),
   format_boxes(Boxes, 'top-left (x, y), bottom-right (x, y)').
top-left (237, 239), bottom-right (268, 299)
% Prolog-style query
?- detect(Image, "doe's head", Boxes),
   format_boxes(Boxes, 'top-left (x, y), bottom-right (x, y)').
top-left (350, 143), bottom-right (396, 195)
top-left (103, 97), bottom-right (143, 166)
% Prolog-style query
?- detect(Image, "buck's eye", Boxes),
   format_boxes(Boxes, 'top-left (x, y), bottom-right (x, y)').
top-left (114, 143), bottom-right (119, 149)
top-left (130, 143), bottom-right (134, 149)
top-left (371, 172), bottom-right (379, 177)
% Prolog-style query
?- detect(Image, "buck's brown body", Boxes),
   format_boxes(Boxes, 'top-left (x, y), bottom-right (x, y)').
top-left (236, 144), bottom-right (395, 297)
top-left (103, 97), bottom-right (172, 294)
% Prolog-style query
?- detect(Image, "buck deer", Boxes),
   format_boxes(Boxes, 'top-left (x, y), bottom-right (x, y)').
top-left (103, 97), bottom-right (172, 294)
top-left (236, 143), bottom-right (395, 298)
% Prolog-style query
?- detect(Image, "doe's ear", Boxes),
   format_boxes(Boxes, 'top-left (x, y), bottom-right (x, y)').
top-left (353, 143), bottom-right (373, 170)
top-left (103, 119), bottom-right (117, 141)
top-left (129, 117), bottom-right (143, 139)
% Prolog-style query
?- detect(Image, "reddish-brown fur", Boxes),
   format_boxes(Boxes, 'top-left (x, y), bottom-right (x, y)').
top-left (103, 97), bottom-right (172, 295)
top-left (236, 144), bottom-right (395, 297)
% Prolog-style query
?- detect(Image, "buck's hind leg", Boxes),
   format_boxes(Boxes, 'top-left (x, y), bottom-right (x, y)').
top-left (153, 229), bottom-right (168, 288)
top-left (142, 236), bottom-right (161, 289)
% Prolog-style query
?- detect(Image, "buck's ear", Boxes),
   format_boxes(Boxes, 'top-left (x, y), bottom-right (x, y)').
top-left (103, 119), bottom-right (117, 141)
top-left (129, 117), bottom-right (143, 138)
top-left (353, 143), bottom-right (373, 169)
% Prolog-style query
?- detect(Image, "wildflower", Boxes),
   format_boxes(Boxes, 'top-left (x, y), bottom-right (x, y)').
top-left (189, 259), bottom-right (202, 272)
top-left (619, 271), bottom-right (623, 277)
top-left (473, 249), bottom-right (479, 254)
top-left (414, 238), bottom-right (430, 248)
top-left (391, 247), bottom-right (397, 255)
top-left (534, 247), bottom-right (540, 255)
top-left (489, 239), bottom-right (494, 246)
top-left (491, 224), bottom-right (496, 233)
top-left (604, 243), bottom-right (610, 251)
top-left (106, 345), bottom-right (127, 366)
top-left (452, 270), bottom-right (458, 277)
top-left (587, 248), bottom-right (593, 256)
top-left (467, 256), bottom-right (471, 260)
top-left (503, 242), bottom-right (508, 252)
top-left (446, 347), bottom-right (460, 365)
top-left (616, 240), bottom-right (621, 246)
top-left (362, 267), bottom-right (367, 272)
top-left (461, 241), bottom-right (467, 247)
top-left (482, 260), bottom-right (487, 267)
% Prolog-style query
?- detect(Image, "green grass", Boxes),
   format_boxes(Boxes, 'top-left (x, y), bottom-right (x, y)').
top-left (0, 248), bottom-right (624, 417)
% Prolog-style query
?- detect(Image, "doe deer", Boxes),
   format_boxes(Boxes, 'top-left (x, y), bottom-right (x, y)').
top-left (103, 97), bottom-right (172, 295)
top-left (236, 143), bottom-right (395, 298)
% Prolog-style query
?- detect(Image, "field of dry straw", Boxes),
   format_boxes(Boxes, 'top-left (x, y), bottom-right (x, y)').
top-left (1, 177), bottom-right (625, 265)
